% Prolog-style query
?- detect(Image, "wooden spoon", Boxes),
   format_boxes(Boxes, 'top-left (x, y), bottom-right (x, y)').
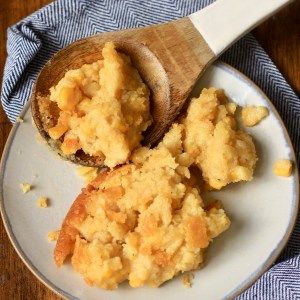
top-left (31, 0), bottom-right (291, 167)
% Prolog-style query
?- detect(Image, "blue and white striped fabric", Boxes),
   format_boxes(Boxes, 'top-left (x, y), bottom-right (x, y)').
top-left (1, 0), bottom-right (300, 298)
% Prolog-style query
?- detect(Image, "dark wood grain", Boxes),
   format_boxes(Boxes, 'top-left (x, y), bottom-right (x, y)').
top-left (0, 1), bottom-right (299, 299)
top-left (254, 0), bottom-right (300, 96)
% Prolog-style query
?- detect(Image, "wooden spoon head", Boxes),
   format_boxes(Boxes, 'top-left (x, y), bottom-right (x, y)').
top-left (31, 18), bottom-right (215, 167)
top-left (31, 37), bottom-right (170, 167)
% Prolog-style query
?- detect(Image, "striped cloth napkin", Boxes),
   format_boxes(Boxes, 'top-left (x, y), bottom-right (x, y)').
top-left (1, 0), bottom-right (299, 298)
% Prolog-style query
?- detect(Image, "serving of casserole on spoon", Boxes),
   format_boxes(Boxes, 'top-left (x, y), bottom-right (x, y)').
top-left (31, 0), bottom-right (291, 167)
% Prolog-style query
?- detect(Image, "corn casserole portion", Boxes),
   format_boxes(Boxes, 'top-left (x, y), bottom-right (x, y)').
top-left (54, 124), bottom-right (230, 289)
top-left (183, 88), bottom-right (257, 189)
top-left (46, 42), bottom-right (151, 167)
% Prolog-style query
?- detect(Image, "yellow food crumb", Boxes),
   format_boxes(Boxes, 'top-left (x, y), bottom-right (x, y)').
top-left (20, 183), bottom-right (31, 194)
top-left (48, 230), bottom-right (60, 241)
top-left (182, 273), bottom-right (194, 288)
top-left (183, 88), bottom-right (257, 190)
top-left (273, 159), bottom-right (293, 177)
top-left (16, 116), bottom-right (24, 123)
top-left (37, 197), bottom-right (48, 208)
top-left (76, 166), bottom-right (98, 183)
top-left (241, 106), bottom-right (269, 127)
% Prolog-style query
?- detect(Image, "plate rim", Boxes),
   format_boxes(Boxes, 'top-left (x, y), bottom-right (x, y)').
top-left (0, 61), bottom-right (298, 300)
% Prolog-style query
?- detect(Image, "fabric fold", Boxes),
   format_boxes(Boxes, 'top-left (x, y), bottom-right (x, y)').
top-left (3, 22), bottom-right (42, 116)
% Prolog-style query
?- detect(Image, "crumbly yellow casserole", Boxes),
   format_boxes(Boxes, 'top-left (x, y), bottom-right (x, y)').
top-left (183, 88), bottom-right (257, 189)
top-left (54, 124), bottom-right (230, 289)
top-left (46, 42), bottom-right (151, 168)
top-left (53, 84), bottom-right (264, 290)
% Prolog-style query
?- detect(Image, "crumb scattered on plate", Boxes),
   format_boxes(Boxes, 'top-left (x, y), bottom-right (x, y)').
top-left (20, 183), bottom-right (31, 194)
top-left (182, 273), bottom-right (194, 288)
top-left (37, 197), bottom-right (48, 208)
top-left (16, 116), bottom-right (24, 123)
top-left (273, 159), bottom-right (293, 177)
top-left (241, 106), bottom-right (269, 127)
top-left (76, 166), bottom-right (99, 183)
top-left (48, 230), bottom-right (60, 241)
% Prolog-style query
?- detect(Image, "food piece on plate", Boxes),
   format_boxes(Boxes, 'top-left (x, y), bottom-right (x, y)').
top-left (16, 116), bottom-right (24, 123)
top-left (48, 230), bottom-right (60, 242)
top-left (54, 124), bottom-right (230, 290)
top-left (36, 41), bottom-right (151, 168)
top-left (182, 88), bottom-right (257, 190)
top-left (182, 273), bottom-right (194, 288)
top-left (37, 197), bottom-right (48, 208)
top-left (241, 106), bottom-right (269, 127)
top-left (76, 166), bottom-right (99, 183)
top-left (20, 183), bottom-right (31, 194)
top-left (273, 159), bottom-right (293, 177)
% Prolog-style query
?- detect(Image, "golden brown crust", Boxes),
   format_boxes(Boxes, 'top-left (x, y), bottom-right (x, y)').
top-left (185, 216), bottom-right (209, 249)
top-left (54, 189), bottom-right (90, 266)
top-left (54, 165), bottom-right (132, 266)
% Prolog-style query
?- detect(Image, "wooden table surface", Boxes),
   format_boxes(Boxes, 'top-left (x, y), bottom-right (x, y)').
top-left (0, 1), bottom-right (299, 299)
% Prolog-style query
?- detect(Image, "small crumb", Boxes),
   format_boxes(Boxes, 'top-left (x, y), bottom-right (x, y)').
top-left (76, 166), bottom-right (99, 183)
top-left (241, 106), bottom-right (269, 127)
top-left (182, 273), bottom-right (194, 288)
top-left (20, 183), bottom-right (31, 194)
top-left (37, 197), bottom-right (48, 208)
top-left (16, 116), bottom-right (24, 123)
top-left (273, 159), bottom-right (293, 177)
top-left (47, 230), bottom-right (60, 241)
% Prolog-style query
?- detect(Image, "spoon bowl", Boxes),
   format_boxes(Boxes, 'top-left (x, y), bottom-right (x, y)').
top-left (31, 37), bottom-right (172, 166)
top-left (31, 18), bottom-right (213, 166)
top-left (31, 0), bottom-right (291, 167)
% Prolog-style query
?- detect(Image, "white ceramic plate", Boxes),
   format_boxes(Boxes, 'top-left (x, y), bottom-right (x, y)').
top-left (1, 62), bottom-right (298, 300)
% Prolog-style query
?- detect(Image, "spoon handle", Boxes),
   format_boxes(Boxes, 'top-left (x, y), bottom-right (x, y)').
top-left (189, 0), bottom-right (293, 56)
